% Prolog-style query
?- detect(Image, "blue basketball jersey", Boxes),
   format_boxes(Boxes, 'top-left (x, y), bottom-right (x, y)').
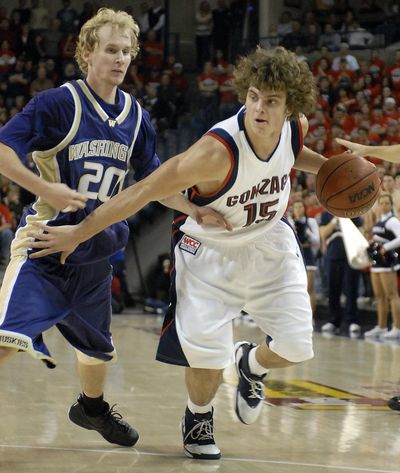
top-left (0, 80), bottom-right (160, 264)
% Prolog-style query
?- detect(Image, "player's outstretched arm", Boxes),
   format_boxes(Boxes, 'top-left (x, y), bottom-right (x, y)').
top-left (292, 115), bottom-right (327, 174)
top-left (0, 143), bottom-right (87, 211)
top-left (28, 135), bottom-right (231, 263)
top-left (336, 138), bottom-right (400, 163)
top-left (294, 145), bottom-right (327, 174)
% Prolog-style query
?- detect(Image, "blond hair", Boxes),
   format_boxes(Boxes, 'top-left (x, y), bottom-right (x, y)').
top-left (75, 8), bottom-right (140, 75)
top-left (233, 46), bottom-right (316, 119)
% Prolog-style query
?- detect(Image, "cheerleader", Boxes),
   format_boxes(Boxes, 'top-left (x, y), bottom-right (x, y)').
top-left (365, 193), bottom-right (400, 339)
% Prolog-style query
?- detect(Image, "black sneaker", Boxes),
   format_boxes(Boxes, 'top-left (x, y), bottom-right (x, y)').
top-left (181, 407), bottom-right (221, 460)
top-left (69, 396), bottom-right (139, 446)
top-left (234, 341), bottom-right (267, 425)
top-left (388, 395), bottom-right (400, 411)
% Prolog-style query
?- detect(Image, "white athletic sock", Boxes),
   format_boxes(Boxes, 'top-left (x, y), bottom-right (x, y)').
top-left (248, 347), bottom-right (269, 377)
top-left (187, 398), bottom-right (213, 415)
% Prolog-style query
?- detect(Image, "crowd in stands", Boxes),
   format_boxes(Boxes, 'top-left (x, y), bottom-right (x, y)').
top-left (263, 1), bottom-right (400, 52)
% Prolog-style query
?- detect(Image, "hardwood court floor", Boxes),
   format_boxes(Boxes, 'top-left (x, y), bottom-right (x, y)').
top-left (1, 312), bottom-right (399, 473)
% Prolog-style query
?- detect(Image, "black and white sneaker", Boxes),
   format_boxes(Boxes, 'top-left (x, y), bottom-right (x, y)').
top-left (388, 395), bottom-right (400, 411)
top-left (234, 341), bottom-right (266, 424)
top-left (181, 407), bottom-right (221, 460)
top-left (69, 395), bottom-right (139, 446)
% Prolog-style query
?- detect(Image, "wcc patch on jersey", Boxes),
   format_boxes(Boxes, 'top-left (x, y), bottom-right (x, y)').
top-left (179, 234), bottom-right (201, 255)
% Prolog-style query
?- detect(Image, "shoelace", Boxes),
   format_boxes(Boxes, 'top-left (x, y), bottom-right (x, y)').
top-left (240, 369), bottom-right (265, 400)
top-left (104, 404), bottom-right (130, 432)
top-left (184, 417), bottom-right (214, 442)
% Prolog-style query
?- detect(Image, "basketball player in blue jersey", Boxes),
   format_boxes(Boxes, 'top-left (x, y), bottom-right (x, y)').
top-left (28, 46), bottom-right (329, 459)
top-left (0, 8), bottom-right (228, 448)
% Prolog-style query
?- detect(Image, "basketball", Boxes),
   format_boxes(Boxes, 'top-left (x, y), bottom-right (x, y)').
top-left (315, 153), bottom-right (381, 218)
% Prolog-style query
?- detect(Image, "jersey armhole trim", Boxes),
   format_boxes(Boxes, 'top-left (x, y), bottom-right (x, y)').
top-left (290, 119), bottom-right (303, 161)
top-left (34, 83), bottom-right (82, 158)
top-left (116, 91), bottom-right (132, 124)
top-left (127, 99), bottom-right (143, 160)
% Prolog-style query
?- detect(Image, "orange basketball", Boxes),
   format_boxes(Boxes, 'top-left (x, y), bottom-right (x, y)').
top-left (315, 153), bottom-right (381, 218)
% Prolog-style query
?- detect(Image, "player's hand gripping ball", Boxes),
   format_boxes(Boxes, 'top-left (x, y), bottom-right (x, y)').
top-left (316, 153), bottom-right (381, 218)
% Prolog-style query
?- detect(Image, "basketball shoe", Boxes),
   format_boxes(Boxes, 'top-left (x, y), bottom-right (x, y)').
top-left (234, 341), bottom-right (267, 425)
top-left (388, 396), bottom-right (400, 411)
top-left (181, 407), bottom-right (221, 460)
top-left (69, 395), bottom-right (139, 446)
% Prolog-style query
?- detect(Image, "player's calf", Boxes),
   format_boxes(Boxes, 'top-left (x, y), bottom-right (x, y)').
top-left (0, 346), bottom-right (18, 364)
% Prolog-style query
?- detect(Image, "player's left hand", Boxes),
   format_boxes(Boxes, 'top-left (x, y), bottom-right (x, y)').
top-left (192, 206), bottom-right (233, 231)
top-left (26, 223), bottom-right (80, 264)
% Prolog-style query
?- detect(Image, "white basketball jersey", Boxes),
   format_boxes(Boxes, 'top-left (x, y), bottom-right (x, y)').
top-left (178, 108), bottom-right (303, 244)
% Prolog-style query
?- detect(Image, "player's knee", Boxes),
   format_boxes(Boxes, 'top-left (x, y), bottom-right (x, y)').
top-left (271, 339), bottom-right (314, 364)
top-left (0, 346), bottom-right (18, 363)
top-left (74, 349), bottom-right (108, 365)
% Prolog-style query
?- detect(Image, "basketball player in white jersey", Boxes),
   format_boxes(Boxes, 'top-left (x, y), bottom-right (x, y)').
top-left (28, 46), bottom-right (328, 459)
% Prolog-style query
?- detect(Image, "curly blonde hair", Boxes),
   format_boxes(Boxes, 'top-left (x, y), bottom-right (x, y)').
top-left (75, 8), bottom-right (140, 76)
top-left (233, 46), bottom-right (316, 119)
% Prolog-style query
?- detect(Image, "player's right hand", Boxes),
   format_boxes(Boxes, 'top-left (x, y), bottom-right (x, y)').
top-left (27, 223), bottom-right (80, 264)
top-left (335, 138), bottom-right (368, 157)
top-left (41, 183), bottom-right (88, 212)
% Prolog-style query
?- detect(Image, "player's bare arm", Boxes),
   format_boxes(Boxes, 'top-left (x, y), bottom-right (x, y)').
top-left (293, 116), bottom-right (327, 174)
top-left (337, 138), bottom-right (400, 163)
top-left (0, 143), bottom-right (87, 211)
top-left (28, 135), bottom-right (232, 262)
top-left (159, 193), bottom-right (233, 231)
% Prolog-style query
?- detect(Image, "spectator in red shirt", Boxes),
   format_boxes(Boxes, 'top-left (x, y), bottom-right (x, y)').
top-left (218, 63), bottom-right (239, 120)
top-left (212, 48), bottom-right (228, 76)
top-left (197, 61), bottom-right (219, 97)
top-left (304, 191), bottom-right (324, 219)
top-left (59, 31), bottom-right (78, 62)
top-left (383, 96), bottom-right (400, 120)
top-left (170, 62), bottom-right (189, 118)
top-left (312, 45), bottom-right (332, 75)
top-left (371, 105), bottom-right (387, 126)
top-left (363, 73), bottom-right (381, 102)
top-left (317, 75), bottom-right (334, 111)
top-left (334, 86), bottom-right (356, 110)
top-left (0, 39), bottom-right (16, 80)
top-left (385, 120), bottom-right (400, 144)
top-left (314, 57), bottom-right (331, 83)
top-left (332, 103), bottom-right (355, 135)
top-left (122, 63), bottom-right (144, 97)
top-left (171, 62), bottom-right (188, 95)
top-left (369, 49), bottom-right (385, 78)
top-left (330, 57), bottom-right (356, 89)
top-left (142, 29), bottom-right (163, 73)
top-left (162, 54), bottom-right (176, 76)
top-left (0, 18), bottom-right (16, 51)
top-left (385, 50), bottom-right (400, 91)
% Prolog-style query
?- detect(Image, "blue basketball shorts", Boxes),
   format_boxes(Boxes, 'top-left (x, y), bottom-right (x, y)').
top-left (0, 255), bottom-right (115, 367)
